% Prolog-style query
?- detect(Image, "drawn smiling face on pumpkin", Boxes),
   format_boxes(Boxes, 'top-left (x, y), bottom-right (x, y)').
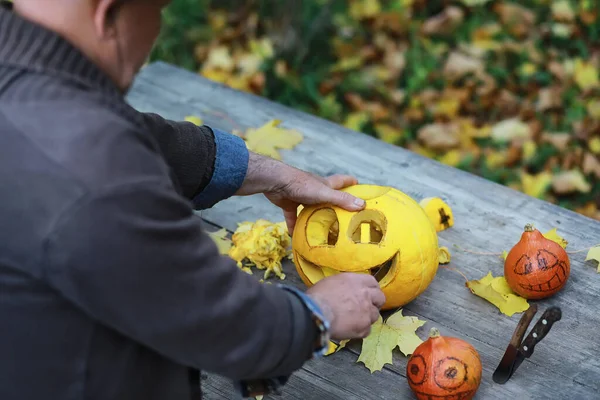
top-left (510, 249), bottom-right (570, 299)
top-left (406, 333), bottom-right (482, 400)
top-left (291, 185), bottom-right (440, 310)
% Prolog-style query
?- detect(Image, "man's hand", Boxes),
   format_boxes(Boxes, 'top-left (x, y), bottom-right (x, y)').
top-left (306, 273), bottom-right (386, 340)
top-left (235, 152), bottom-right (365, 233)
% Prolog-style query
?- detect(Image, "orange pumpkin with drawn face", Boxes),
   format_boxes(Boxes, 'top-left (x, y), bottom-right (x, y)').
top-left (504, 224), bottom-right (570, 300)
top-left (406, 328), bottom-right (482, 400)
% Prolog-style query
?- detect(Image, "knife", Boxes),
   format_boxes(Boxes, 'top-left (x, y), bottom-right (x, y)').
top-left (493, 305), bottom-right (562, 384)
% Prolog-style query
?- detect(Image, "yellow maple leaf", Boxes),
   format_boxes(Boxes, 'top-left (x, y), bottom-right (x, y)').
top-left (466, 272), bottom-right (530, 317)
top-left (485, 150), bottom-right (508, 169)
top-left (590, 137), bottom-right (600, 154)
top-left (344, 111), bottom-right (370, 132)
top-left (349, 0), bottom-right (381, 20)
top-left (574, 59), bottom-right (599, 91)
top-left (501, 250), bottom-right (508, 260)
top-left (519, 62), bottom-right (537, 77)
top-left (184, 116), bottom-right (203, 126)
top-left (432, 97), bottom-right (461, 119)
top-left (460, 0), bottom-right (492, 5)
top-left (585, 246), bottom-right (600, 273)
top-left (207, 228), bottom-right (232, 255)
top-left (244, 120), bottom-right (303, 160)
top-left (357, 309), bottom-right (425, 373)
top-left (228, 220), bottom-right (290, 280)
top-left (325, 341), bottom-right (338, 356)
top-left (374, 123), bottom-right (405, 144)
top-left (543, 228), bottom-right (568, 249)
top-left (521, 171), bottom-right (553, 199)
top-left (522, 140), bottom-right (537, 162)
top-left (587, 99), bottom-right (600, 119)
top-left (439, 150), bottom-right (463, 167)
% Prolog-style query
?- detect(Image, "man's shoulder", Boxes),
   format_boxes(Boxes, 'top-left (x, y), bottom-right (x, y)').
top-left (0, 84), bottom-right (170, 192)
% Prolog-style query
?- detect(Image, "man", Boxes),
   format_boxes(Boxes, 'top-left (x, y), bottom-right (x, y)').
top-left (0, 1), bottom-right (386, 399)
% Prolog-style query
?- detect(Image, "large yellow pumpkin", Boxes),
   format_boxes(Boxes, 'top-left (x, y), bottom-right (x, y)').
top-left (292, 184), bottom-right (440, 310)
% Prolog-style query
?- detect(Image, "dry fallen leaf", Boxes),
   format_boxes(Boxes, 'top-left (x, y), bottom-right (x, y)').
top-left (208, 228), bottom-right (233, 255)
top-left (582, 152), bottom-right (600, 179)
top-left (244, 119), bottom-right (303, 160)
top-left (438, 247), bottom-right (451, 264)
top-left (585, 246), bottom-right (600, 273)
top-left (417, 123), bottom-right (460, 151)
top-left (541, 132), bottom-right (571, 150)
top-left (422, 6), bottom-right (464, 36)
top-left (552, 0), bottom-right (576, 22)
top-left (552, 169), bottom-right (592, 194)
top-left (494, 2), bottom-right (536, 38)
top-left (358, 309), bottom-right (426, 373)
top-left (491, 118), bottom-right (532, 143)
top-left (466, 272), bottom-right (530, 317)
top-left (443, 52), bottom-right (485, 81)
top-left (228, 219), bottom-right (290, 279)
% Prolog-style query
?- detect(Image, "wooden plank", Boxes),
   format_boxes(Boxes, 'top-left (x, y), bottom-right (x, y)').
top-left (201, 349), bottom-right (415, 400)
top-left (127, 62), bottom-right (600, 399)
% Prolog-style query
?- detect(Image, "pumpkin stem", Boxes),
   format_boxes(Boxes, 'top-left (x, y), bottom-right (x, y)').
top-left (428, 327), bottom-right (441, 338)
top-left (524, 224), bottom-right (535, 232)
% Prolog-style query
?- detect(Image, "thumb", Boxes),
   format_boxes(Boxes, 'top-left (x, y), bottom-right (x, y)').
top-left (319, 187), bottom-right (365, 211)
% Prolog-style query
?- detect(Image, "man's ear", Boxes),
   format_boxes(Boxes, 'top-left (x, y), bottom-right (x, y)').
top-left (93, 0), bottom-right (123, 39)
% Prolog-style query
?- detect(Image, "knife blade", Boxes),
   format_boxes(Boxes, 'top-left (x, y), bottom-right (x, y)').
top-left (492, 304), bottom-right (538, 384)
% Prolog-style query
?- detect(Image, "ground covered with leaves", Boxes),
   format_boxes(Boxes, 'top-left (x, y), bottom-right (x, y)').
top-left (151, 0), bottom-right (600, 220)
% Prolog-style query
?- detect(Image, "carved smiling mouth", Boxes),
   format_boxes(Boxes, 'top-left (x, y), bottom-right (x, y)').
top-left (519, 262), bottom-right (568, 292)
top-left (297, 252), bottom-right (399, 284)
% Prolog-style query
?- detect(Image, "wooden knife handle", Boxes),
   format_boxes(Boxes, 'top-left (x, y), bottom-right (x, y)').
top-left (520, 307), bottom-right (562, 357)
top-left (509, 304), bottom-right (538, 347)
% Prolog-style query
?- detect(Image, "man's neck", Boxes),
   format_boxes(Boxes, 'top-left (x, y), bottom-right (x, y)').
top-left (11, 0), bottom-right (128, 92)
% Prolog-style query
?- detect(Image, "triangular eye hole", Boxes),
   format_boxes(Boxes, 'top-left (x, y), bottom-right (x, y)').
top-left (306, 208), bottom-right (339, 247)
top-left (514, 254), bottom-right (533, 275)
top-left (348, 210), bottom-right (386, 244)
top-left (537, 249), bottom-right (559, 270)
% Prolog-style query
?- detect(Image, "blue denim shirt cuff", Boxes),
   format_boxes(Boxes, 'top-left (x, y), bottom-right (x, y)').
top-left (193, 128), bottom-right (249, 209)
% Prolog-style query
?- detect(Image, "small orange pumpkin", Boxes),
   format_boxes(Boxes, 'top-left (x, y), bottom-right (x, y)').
top-left (504, 224), bottom-right (570, 300)
top-left (406, 328), bottom-right (482, 400)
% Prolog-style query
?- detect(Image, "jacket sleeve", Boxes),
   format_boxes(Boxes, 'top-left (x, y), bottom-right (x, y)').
top-left (42, 179), bottom-right (317, 381)
top-left (141, 112), bottom-right (249, 209)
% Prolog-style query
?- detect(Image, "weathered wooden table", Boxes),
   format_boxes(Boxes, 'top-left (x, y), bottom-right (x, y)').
top-left (127, 62), bottom-right (600, 400)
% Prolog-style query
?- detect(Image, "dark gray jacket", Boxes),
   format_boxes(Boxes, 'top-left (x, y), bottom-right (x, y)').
top-left (0, 3), bottom-right (316, 399)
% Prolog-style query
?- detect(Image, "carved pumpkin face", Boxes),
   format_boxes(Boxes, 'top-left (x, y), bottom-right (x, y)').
top-left (504, 225), bottom-right (571, 300)
top-left (292, 185), bottom-right (439, 310)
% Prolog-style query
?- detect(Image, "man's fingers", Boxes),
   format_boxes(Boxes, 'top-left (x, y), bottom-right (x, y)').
top-left (326, 174), bottom-right (358, 190)
top-left (370, 306), bottom-right (380, 324)
top-left (318, 187), bottom-right (365, 211)
top-left (370, 288), bottom-right (386, 309)
top-left (284, 210), bottom-right (297, 235)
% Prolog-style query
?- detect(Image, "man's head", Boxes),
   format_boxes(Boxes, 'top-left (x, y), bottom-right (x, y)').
top-left (13, 0), bottom-right (171, 92)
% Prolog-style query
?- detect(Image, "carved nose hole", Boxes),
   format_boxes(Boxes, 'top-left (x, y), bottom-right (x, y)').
top-left (352, 221), bottom-right (383, 244)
